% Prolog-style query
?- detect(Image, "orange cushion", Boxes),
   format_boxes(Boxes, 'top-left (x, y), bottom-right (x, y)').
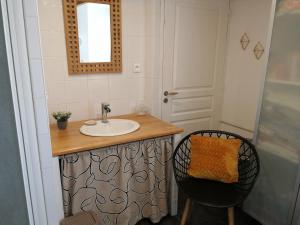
top-left (187, 135), bottom-right (241, 183)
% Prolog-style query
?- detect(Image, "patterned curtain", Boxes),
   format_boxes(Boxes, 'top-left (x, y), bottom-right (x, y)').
top-left (61, 136), bottom-right (175, 225)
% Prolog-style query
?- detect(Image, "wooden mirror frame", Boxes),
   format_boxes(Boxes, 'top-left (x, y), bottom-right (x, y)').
top-left (63, 0), bottom-right (122, 74)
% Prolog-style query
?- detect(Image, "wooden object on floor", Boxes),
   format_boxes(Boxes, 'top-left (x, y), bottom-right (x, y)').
top-left (60, 211), bottom-right (100, 225)
top-left (180, 198), bottom-right (192, 225)
top-left (228, 207), bottom-right (235, 225)
top-left (50, 114), bottom-right (183, 156)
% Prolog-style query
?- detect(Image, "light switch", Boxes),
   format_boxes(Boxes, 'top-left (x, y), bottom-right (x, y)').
top-left (133, 63), bottom-right (141, 73)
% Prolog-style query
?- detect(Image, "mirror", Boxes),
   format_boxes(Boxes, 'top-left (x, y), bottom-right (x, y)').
top-left (63, 0), bottom-right (122, 74)
top-left (77, 3), bottom-right (111, 63)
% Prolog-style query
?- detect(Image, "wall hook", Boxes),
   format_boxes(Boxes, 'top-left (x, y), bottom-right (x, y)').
top-left (254, 42), bottom-right (264, 60)
top-left (240, 33), bottom-right (250, 50)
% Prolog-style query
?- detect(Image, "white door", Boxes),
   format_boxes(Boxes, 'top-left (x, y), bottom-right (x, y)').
top-left (162, 0), bottom-right (229, 137)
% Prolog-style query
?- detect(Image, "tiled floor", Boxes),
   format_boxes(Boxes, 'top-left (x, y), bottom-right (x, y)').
top-left (137, 206), bottom-right (261, 225)
top-left (137, 194), bottom-right (261, 225)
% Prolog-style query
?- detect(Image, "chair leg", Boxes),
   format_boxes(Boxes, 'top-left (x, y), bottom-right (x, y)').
top-left (228, 207), bottom-right (235, 225)
top-left (180, 198), bottom-right (192, 225)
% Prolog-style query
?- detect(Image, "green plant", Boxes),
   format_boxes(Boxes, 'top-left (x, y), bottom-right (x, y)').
top-left (52, 111), bottom-right (72, 122)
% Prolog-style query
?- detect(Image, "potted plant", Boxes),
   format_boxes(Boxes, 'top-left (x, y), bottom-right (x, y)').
top-left (52, 111), bottom-right (72, 130)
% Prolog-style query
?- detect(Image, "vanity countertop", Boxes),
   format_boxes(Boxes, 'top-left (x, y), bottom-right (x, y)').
top-left (50, 114), bottom-right (184, 156)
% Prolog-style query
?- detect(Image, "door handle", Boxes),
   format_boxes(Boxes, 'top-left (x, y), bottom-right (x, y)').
top-left (164, 91), bottom-right (178, 96)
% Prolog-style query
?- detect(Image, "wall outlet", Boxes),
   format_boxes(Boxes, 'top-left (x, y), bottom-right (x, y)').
top-left (133, 63), bottom-right (141, 73)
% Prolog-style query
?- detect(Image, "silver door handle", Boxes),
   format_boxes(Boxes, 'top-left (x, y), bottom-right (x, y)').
top-left (164, 91), bottom-right (178, 96)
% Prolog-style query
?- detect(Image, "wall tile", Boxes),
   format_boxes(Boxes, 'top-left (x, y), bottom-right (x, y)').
top-left (122, 0), bottom-right (146, 16)
top-left (87, 78), bottom-right (109, 97)
top-left (39, 0), bottom-right (62, 7)
top-left (145, 77), bottom-right (161, 117)
top-left (128, 98), bottom-right (140, 114)
top-left (88, 102), bottom-right (102, 120)
top-left (109, 99), bottom-right (130, 116)
top-left (40, 31), bottom-right (66, 58)
top-left (67, 101), bottom-right (89, 121)
top-left (126, 36), bottom-right (145, 60)
top-left (46, 82), bottom-right (66, 105)
top-left (109, 75), bottom-right (129, 99)
top-left (123, 13), bottom-right (146, 37)
top-left (65, 80), bottom-right (88, 103)
top-left (38, 1), bottom-right (63, 31)
top-left (65, 73), bottom-right (88, 81)
top-left (122, 34), bottom-right (129, 61)
top-left (87, 74), bottom-right (109, 80)
top-left (128, 77), bottom-right (144, 99)
top-left (43, 58), bottom-right (67, 83)
top-left (145, 36), bottom-right (156, 76)
top-left (122, 0), bottom-right (146, 36)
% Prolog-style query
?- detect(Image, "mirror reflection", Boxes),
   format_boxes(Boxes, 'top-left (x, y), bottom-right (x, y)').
top-left (77, 3), bottom-right (111, 63)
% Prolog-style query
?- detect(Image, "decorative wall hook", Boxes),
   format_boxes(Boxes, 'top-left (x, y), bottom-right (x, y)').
top-left (254, 42), bottom-right (265, 60)
top-left (240, 33), bottom-right (250, 50)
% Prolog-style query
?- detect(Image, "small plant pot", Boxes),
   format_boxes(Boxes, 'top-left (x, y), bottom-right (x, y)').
top-left (57, 120), bottom-right (68, 130)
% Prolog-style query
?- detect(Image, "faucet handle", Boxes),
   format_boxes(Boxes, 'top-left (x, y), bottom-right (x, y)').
top-left (102, 103), bottom-right (111, 112)
top-left (105, 105), bottom-right (111, 113)
top-left (101, 102), bottom-right (111, 123)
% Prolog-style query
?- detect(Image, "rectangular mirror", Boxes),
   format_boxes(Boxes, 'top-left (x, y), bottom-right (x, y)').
top-left (63, 0), bottom-right (122, 74)
top-left (77, 3), bottom-right (111, 63)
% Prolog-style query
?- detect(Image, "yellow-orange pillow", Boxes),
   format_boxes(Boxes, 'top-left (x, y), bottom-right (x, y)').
top-left (187, 135), bottom-right (241, 183)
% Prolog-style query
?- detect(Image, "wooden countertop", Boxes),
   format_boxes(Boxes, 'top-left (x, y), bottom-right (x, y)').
top-left (50, 114), bottom-right (183, 156)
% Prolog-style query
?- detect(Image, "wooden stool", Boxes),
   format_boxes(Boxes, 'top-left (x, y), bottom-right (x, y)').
top-left (60, 211), bottom-right (100, 225)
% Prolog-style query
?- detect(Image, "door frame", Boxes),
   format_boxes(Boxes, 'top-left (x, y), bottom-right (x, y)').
top-left (252, 0), bottom-right (277, 144)
top-left (0, 1), bottom-right (34, 224)
top-left (1, 0), bottom-right (48, 224)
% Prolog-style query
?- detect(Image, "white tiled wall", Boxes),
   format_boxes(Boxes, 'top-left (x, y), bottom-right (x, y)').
top-left (37, 0), bottom-right (158, 123)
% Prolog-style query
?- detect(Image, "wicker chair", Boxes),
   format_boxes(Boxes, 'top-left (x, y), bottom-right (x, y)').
top-left (173, 130), bottom-right (260, 225)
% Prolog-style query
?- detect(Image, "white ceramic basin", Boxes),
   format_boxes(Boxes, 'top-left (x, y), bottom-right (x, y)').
top-left (80, 119), bottom-right (140, 137)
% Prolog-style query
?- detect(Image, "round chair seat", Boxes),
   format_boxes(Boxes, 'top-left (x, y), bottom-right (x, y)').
top-left (178, 178), bottom-right (245, 208)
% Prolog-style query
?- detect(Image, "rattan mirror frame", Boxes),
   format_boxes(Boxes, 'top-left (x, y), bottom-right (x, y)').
top-left (63, 0), bottom-right (122, 74)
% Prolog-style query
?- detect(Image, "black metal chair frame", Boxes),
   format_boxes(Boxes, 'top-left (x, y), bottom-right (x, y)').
top-left (172, 130), bottom-right (260, 225)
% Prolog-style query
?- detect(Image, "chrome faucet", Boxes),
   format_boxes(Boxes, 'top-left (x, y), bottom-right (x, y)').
top-left (101, 103), bottom-right (111, 123)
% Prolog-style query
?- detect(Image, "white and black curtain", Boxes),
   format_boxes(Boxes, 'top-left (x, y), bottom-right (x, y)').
top-left (61, 136), bottom-right (175, 225)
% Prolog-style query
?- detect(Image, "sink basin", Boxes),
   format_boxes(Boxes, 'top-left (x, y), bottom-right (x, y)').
top-left (80, 119), bottom-right (140, 137)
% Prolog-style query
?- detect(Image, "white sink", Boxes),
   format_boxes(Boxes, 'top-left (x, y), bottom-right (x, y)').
top-left (80, 119), bottom-right (140, 137)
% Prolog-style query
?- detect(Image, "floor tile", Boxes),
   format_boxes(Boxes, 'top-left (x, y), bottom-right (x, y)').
top-left (136, 193), bottom-right (262, 225)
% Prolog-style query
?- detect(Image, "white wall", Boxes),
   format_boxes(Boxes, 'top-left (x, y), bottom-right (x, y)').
top-left (220, 0), bottom-right (274, 138)
top-left (37, 0), bottom-right (159, 123)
